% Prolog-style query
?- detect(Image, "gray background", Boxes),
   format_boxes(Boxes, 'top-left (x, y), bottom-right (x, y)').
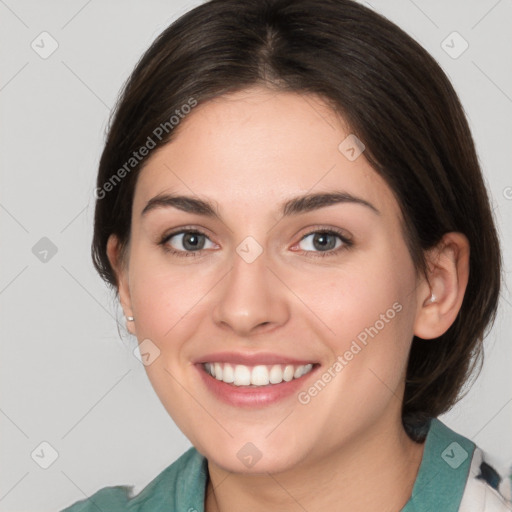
top-left (0, 0), bottom-right (511, 510)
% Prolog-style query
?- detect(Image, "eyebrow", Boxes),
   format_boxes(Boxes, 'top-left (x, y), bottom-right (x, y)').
top-left (141, 190), bottom-right (380, 219)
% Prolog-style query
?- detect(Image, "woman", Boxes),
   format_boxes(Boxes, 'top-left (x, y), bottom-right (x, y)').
top-left (62, 0), bottom-right (511, 510)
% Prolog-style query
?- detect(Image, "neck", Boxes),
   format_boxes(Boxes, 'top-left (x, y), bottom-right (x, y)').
top-left (205, 417), bottom-right (425, 512)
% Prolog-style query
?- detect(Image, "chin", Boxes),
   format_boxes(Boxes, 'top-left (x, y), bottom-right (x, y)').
top-left (198, 435), bottom-right (308, 475)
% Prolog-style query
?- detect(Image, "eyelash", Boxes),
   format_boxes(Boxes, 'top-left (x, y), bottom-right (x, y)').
top-left (158, 226), bottom-right (353, 259)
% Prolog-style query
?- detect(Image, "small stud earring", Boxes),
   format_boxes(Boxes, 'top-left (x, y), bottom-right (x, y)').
top-left (428, 294), bottom-right (436, 304)
top-left (126, 316), bottom-right (135, 321)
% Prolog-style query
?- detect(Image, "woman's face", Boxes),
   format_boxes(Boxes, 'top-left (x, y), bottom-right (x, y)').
top-left (112, 86), bottom-right (427, 473)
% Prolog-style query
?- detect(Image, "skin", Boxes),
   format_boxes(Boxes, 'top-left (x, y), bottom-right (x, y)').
top-left (107, 86), bottom-right (470, 511)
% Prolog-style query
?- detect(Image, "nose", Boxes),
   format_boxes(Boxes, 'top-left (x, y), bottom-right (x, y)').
top-left (212, 247), bottom-right (290, 337)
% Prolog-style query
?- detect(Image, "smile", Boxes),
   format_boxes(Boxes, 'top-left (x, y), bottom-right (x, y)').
top-left (203, 362), bottom-right (314, 386)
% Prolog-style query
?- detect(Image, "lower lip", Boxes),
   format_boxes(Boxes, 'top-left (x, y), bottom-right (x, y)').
top-left (196, 364), bottom-right (319, 408)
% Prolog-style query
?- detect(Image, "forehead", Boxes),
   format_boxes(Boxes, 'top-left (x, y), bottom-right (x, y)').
top-left (133, 86), bottom-right (400, 222)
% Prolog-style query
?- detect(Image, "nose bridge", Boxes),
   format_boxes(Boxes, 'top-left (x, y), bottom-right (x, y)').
top-left (212, 237), bottom-right (288, 335)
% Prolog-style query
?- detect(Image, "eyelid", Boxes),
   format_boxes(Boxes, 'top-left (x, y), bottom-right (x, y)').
top-left (159, 225), bottom-right (216, 243)
top-left (296, 224), bottom-right (353, 243)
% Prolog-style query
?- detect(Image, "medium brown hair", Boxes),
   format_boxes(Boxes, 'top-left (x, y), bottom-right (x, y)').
top-left (91, 0), bottom-right (501, 436)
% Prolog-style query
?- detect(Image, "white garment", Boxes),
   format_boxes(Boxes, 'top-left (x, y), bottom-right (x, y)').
top-left (459, 447), bottom-right (512, 512)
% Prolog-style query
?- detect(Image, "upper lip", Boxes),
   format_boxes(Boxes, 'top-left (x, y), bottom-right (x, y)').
top-left (193, 352), bottom-right (318, 366)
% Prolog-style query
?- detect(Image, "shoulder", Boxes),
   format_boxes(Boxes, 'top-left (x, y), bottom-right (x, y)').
top-left (403, 418), bottom-right (511, 512)
top-left (60, 485), bottom-right (133, 511)
top-left (60, 447), bottom-right (208, 512)
top-left (459, 445), bottom-right (512, 512)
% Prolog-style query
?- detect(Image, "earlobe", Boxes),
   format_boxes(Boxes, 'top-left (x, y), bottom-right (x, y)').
top-left (106, 235), bottom-right (136, 335)
top-left (413, 232), bottom-right (470, 340)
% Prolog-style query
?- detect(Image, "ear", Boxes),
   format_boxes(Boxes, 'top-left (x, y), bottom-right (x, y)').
top-left (413, 232), bottom-right (470, 340)
top-left (106, 235), bottom-right (136, 335)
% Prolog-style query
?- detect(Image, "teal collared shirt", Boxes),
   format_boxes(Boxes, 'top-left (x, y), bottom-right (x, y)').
top-left (60, 418), bottom-right (476, 511)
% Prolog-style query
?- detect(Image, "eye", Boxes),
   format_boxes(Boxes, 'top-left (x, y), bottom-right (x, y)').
top-left (294, 229), bottom-right (352, 258)
top-left (159, 227), bottom-right (352, 259)
top-left (160, 229), bottom-right (216, 257)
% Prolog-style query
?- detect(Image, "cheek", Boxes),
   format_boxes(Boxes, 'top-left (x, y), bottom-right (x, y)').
top-left (128, 248), bottom-right (209, 342)
top-left (126, 251), bottom-right (213, 444)
top-left (311, 247), bottom-right (417, 389)
top-left (297, 259), bottom-right (416, 433)
top-left (302, 250), bottom-right (414, 348)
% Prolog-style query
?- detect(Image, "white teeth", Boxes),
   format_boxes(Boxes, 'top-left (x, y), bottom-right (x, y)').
top-left (233, 365), bottom-right (251, 386)
top-left (283, 365), bottom-right (294, 382)
top-left (269, 364), bottom-right (283, 384)
top-left (269, 365), bottom-right (283, 384)
top-left (222, 363), bottom-right (235, 383)
top-left (203, 362), bottom-right (314, 387)
top-left (251, 365), bottom-right (270, 386)
top-left (294, 365), bottom-right (304, 378)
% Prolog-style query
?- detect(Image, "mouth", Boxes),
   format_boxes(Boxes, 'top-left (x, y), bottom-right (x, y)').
top-left (195, 354), bottom-right (320, 407)
top-left (202, 362), bottom-right (315, 387)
